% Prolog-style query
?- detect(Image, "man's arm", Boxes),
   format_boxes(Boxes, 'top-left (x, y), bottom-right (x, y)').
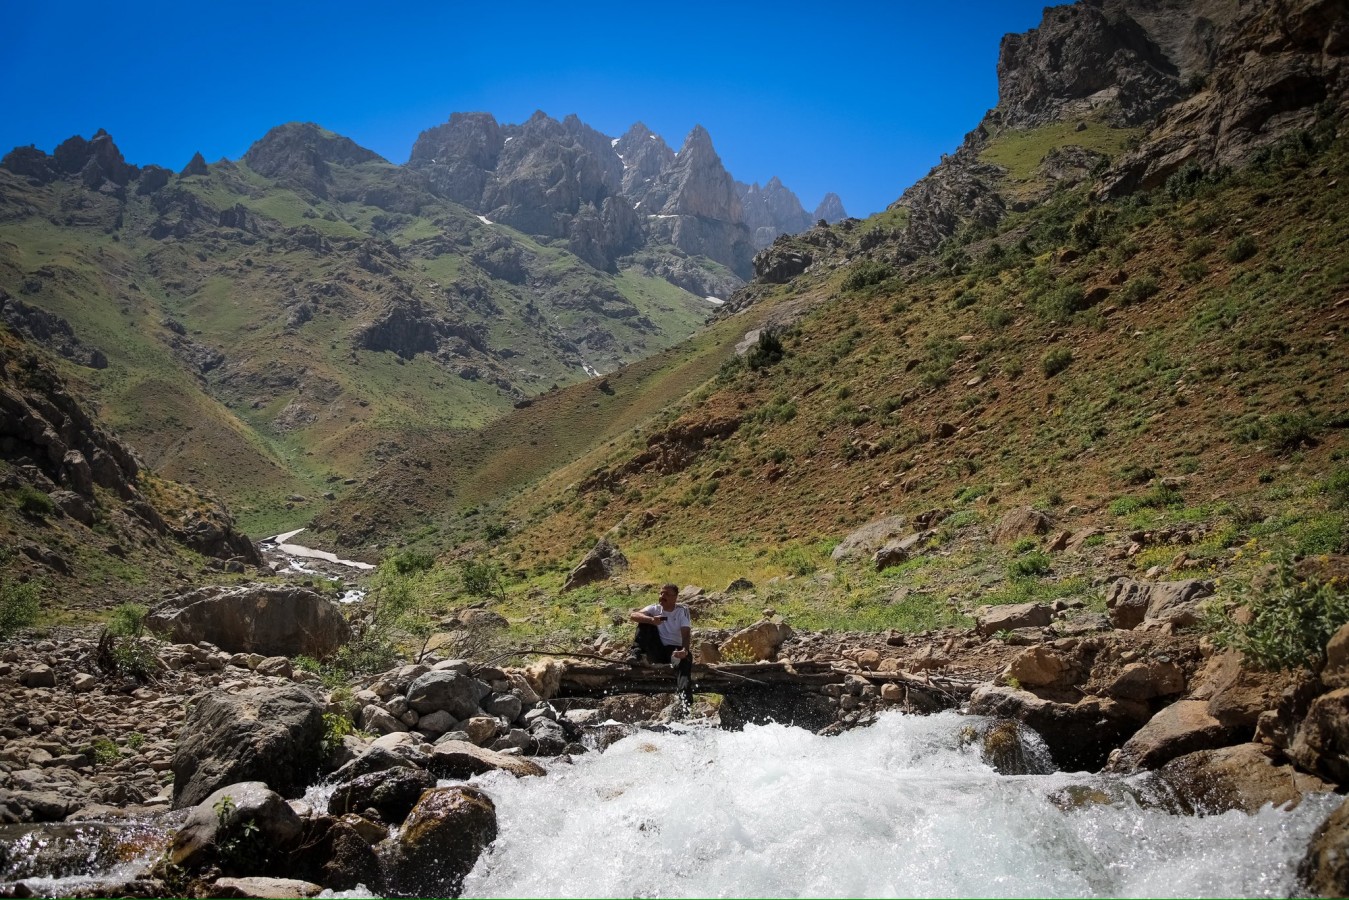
top-left (673, 625), bottom-right (692, 659)
top-left (629, 606), bottom-right (663, 624)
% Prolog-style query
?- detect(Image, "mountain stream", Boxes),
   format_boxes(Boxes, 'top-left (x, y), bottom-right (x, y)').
top-left (0, 711), bottom-right (1332, 897)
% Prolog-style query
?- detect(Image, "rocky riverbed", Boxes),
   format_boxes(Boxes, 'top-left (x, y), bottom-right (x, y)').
top-left (2, 567), bottom-right (1349, 897)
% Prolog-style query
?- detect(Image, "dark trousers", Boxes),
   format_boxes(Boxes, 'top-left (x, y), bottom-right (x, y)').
top-left (632, 623), bottom-right (693, 704)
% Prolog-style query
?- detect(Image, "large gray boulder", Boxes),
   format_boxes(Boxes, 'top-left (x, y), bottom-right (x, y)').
top-left (147, 583), bottom-right (351, 657)
top-left (172, 685), bottom-right (326, 808)
top-left (831, 515), bottom-right (907, 562)
top-left (406, 671), bottom-right (483, 719)
top-left (1105, 578), bottom-right (1213, 629)
top-left (167, 781), bottom-right (303, 875)
top-left (380, 786), bottom-right (498, 897)
top-left (562, 536), bottom-right (628, 591)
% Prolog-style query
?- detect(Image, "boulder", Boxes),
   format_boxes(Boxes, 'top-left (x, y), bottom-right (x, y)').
top-left (1323, 623), bottom-right (1349, 690)
top-left (361, 704), bottom-right (405, 735)
top-left (1104, 578), bottom-right (1212, 630)
top-left (969, 685), bottom-right (1146, 771)
top-left (1105, 660), bottom-right (1186, 701)
top-left (172, 685), bottom-right (325, 808)
top-left (415, 709), bottom-right (458, 736)
top-left (405, 671), bottom-right (483, 719)
top-left (1158, 743), bottom-right (1334, 815)
top-left (327, 767), bottom-right (435, 824)
top-left (990, 507), bottom-right (1053, 545)
top-left (1288, 688), bottom-right (1349, 785)
top-left (1300, 795), bottom-right (1349, 898)
top-left (831, 515), bottom-right (907, 561)
top-left (873, 532), bottom-right (932, 572)
top-left (463, 715), bottom-right (499, 746)
top-left (167, 782), bottom-right (303, 874)
top-left (1005, 646), bottom-right (1071, 687)
top-left (329, 745), bottom-right (426, 786)
top-left (482, 693), bottom-right (522, 723)
top-left (562, 536), bottom-right (628, 590)
top-left (428, 740), bottom-right (545, 779)
top-left (1107, 700), bottom-right (1242, 773)
top-left (146, 584), bottom-right (351, 658)
top-left (379, 786), bottom-right (498, 898)
top-left (1189, 648), bottom-right (1293, 728)
top-left (204, 877), bottom-right (322, 899)
top-left (721, 619), bottom-right (794, 662)
top-left (976, 602), bottom-right (1052, 637)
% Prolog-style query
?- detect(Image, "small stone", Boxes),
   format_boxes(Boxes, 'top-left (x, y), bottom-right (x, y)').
top-left (70, 673), bottom-right (97, 693)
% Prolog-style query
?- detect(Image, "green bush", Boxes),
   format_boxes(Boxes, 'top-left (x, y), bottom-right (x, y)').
top-left (15, 485), bottom-right (53, 518)
top-left (842, 260), bottom-right (893, 292)
top-left (1118, 276), bottom-right (1160, 305)
top-left (0, 580), bottom-right (40, 638)
top-left (462, 559), bottom-right (505, 600)
top-left (106, 603), bottom-right (147, 637)
top-left (1225, 234), bottom-right (1258, 263)
top-left (1207, 557), bottom-right (1349, 671)
top-left (1007, 552), bottom-right (1051, 579)
top-left (746, 330), bottom-right (785, 371)
top-left (1042, 347), bottom-right (1074, 377)
top-left (387, 549), bottom-right (435, 575)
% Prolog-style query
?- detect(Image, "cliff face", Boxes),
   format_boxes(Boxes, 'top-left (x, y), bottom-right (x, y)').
top-left (739, 177), bottom-right (815, 251)
top-left (1100, 0), bottom-right (1349, 195)
top-left (406, 114), bottom-right (765, 278)
top-left (735, 0), bottom-right (1344, 316)
top-left (0, 328), bottom-right (260, 582)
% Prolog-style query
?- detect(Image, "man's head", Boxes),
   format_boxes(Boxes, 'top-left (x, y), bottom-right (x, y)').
top-left (659, 583), bottom-right (678, 607)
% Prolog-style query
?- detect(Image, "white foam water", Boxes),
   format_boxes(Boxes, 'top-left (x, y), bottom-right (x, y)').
top-left (459, 711), bottom-right (1335, 898)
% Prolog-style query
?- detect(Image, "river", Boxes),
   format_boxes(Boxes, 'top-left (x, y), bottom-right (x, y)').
top-left (2, 712), bottom-right (1331, 897)
top-left (454, 711), bottom-right (1331, 898)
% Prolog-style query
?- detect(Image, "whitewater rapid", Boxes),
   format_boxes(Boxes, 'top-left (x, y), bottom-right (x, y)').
top-left (458, 711), bottom-right (1333, 898)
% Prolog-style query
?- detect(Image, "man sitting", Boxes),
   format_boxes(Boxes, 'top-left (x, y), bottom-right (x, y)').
top-left (626, 583), bottom-right (693, 706)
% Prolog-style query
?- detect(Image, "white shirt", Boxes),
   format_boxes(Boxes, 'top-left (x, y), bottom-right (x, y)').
top-left (642, 603), bottom-right (691, 647)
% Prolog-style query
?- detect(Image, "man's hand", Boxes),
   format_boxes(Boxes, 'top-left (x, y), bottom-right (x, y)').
top-left (673, 648), bottom-right (688, 660)
top-left (650, 614), bottom-right (666, 624)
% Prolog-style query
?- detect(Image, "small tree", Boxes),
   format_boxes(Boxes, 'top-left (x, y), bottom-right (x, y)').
top-left (746, 330), bottom-right (785, 371)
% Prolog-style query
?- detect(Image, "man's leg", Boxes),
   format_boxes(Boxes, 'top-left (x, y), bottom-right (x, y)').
top-left (675, 653), bottom-right (694, 705)
top-left (628, 623), bottom-right (664, 664)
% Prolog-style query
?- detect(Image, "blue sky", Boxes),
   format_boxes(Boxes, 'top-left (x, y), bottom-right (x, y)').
top-left (4, 1), bottom-right (1053, 217)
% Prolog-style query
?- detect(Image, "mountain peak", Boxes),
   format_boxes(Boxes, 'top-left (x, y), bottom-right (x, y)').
top-left (681, 124), bottom-right (715, 156)
top-left (242, 122), bottom-right (384, 199)
top-left (813, 192), bottom-right (847, 224)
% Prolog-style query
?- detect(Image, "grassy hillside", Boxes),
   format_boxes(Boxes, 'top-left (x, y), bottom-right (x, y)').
top-left (357, 123), bottom-right (1348, 648)
top-left (0, 146), bottom-right (722, 535)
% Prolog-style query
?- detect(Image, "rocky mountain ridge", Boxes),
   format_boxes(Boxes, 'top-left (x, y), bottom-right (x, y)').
top-left (738, 0), bottom-right (1341, 312)
top-left (0, 109), bottom-right (840, 532)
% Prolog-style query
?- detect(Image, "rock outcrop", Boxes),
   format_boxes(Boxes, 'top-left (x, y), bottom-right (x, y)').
top-left (738, 176), bottom-right (814, 250)
top-left (242, 122), bottom-right (385, 199)
top-left (171, 685), bottom-right (326, 808)
top-left (147, 584), bottom-right (351, 658)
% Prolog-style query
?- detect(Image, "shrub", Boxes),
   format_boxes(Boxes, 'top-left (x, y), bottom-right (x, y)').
top-left (0, 580), bottom-right (40, 638)
top-left (15, 485), bottom-right (53, 518)
top-left (1207, 557), bottom-right (1349, 671)
top-left (1118, 276), bottom-right (1160, 305)
top-left (462, 559), bottom-right (505, 601)
top-left (1225, 234), bottom-right (1258, 263)
top-left (746, 330), bottom-right (785, 370)
top-left (1042, 348), bottom-right (1074, 377)
top-left (1179, 261), bottom-right (1209, 283)
top-left (86, 738), bottom-right (120, 765)
top-left (982, 306), bottom-right (1014, 330)
top-left (842, 260), bottom-right (893, 292)
top-left (387, 550), bottom-right (435, 575)
top-left (1007, 552), bottom-right (1051, 579)
top-left (106, 603), bottom-right (147, 638)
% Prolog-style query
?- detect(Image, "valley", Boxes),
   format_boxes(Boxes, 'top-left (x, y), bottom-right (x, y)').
top-left (1, 0), bottom-right (1348, 896)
